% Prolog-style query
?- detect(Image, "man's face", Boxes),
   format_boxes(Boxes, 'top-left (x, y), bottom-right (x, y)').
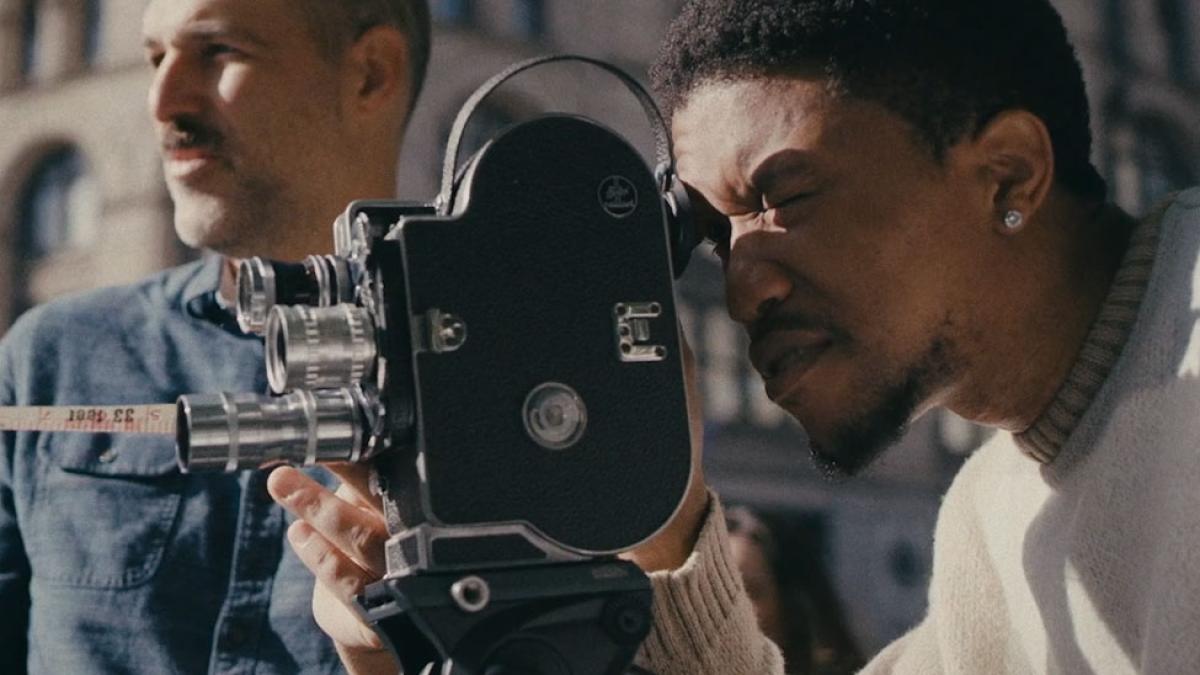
top-left (143, 0), bottom-right (351, 259)
top-left (674, 77), bottom-right (992, 476)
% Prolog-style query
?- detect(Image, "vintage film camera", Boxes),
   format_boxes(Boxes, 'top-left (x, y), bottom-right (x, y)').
top-left (176, 56), bottom-right (698, 674)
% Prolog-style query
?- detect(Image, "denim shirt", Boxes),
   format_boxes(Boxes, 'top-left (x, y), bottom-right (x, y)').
top-left (0, 257), bottom-right (342, 674)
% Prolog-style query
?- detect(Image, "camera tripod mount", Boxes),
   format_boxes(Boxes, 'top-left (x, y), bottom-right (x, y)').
top-left (358, 559), bottom-right (653, 675)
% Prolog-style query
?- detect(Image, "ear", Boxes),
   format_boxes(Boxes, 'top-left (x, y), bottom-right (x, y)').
top-left (342, 25), bottom-right (412, 120)
top-left (971, 110), bottom-right (1055, 234)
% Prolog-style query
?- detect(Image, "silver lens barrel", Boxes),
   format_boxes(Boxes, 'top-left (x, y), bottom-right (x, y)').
top-left (266, 304), bottom-right (377, 394)
top-left (306, 255), bottom-right (356, 306)
top-left (236, 256), bottom-right (357, 335)
top-left (176, 389), bottom-right (368, 473)
top-left (236, 258), bottom-right (277, 334)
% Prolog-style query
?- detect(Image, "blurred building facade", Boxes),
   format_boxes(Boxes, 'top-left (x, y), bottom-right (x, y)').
top-left (1, 0), bottom-right (1197, 656)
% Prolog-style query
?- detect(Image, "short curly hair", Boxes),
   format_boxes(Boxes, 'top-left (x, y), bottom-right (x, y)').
top-left (651, 0), bottom-right (1106, 200)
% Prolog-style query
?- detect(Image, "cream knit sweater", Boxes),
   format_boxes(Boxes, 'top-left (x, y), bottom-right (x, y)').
top-left (639, 188), bottom-right (1200, 675)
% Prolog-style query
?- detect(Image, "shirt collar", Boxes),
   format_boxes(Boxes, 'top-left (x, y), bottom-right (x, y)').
top-left (182, 255), bottom-right (243, 333)
top-left (1014, 200), bottom-right (1166, 463)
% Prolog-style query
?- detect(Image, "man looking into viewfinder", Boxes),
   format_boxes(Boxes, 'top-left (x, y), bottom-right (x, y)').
top-left (271, 1), bottom-right (1200, 673)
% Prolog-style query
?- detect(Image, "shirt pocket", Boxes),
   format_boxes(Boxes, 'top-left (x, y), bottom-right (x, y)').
top-left (26, 432), bottom-right (183, 589)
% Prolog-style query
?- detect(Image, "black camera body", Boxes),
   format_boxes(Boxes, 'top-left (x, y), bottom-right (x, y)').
top-left (177, 56), bottom-right (696, 673)
top-left (368, 113), bottom-right (691, 571)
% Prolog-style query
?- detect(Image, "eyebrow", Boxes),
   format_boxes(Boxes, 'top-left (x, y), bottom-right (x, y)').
top-left (144, 20), bottom-right (271, 51)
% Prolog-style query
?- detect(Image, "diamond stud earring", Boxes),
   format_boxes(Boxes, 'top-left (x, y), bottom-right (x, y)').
top-left (1004, 210), bottom-right (1025, 230)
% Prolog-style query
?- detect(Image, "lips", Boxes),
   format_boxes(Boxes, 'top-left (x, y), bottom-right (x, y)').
top-left (750, 329), bottom-right (833, 401)
top-left (165, 147), bottom-right (216, 162)
top-left (160, 119), bottom-right (225, 179)
top-left (163, 147), bottom-right (223, 180)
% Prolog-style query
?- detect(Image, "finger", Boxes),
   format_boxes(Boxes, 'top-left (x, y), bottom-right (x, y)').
top-left (269, 466), bottom-right (388, 575)
top-left (312, 581), bottom-right (388, 653)
top-left (333, 641), bottom-right (400, 675)
top-left (289, 522), bottom-right (390, 654)
top-left (322, 462), bottom-right (381, 513)
top-left (287, 521), bottom-right (389, 654)
top-left (288, 520), bottom-right (375, 603)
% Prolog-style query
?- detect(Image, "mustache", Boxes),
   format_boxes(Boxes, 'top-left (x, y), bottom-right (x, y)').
top-left (161, 116), bottom-right (225, 153)
top-left (748, 310), bottom-right (840, 344)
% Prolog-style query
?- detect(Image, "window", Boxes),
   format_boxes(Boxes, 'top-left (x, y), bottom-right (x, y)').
top-left (20, 0), bottom-right (39, 80)
top-left (19, 148), bottom-right (99, 260)
top-left (512, 0), bottom-right (544, 39)
top-left (11, 147), bottom-right (100, 319)
top-left (83, 0), bottom-right (103, 66)
top-left (431, 0), bottom-right (472, 25)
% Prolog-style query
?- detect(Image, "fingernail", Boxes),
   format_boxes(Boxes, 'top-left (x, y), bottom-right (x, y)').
top-left (268, 467), bottom-right (306, 505)
top-left (288, 521), bottom-right (313, 547)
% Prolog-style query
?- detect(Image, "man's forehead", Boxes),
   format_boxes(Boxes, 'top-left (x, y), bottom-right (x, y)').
top-left (142, 0), bottom-right (295, 42)
top-left (672, 78), bottom-right (834, 198)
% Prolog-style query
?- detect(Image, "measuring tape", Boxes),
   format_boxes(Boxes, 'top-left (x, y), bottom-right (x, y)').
top-left (0, 405), bottom-right (176, 435)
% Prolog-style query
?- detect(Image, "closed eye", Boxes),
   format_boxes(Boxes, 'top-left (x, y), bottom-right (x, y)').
top-left (200, 42), bottom-right (241, 61)
top-left (763, 192), bottom-right (814, 212)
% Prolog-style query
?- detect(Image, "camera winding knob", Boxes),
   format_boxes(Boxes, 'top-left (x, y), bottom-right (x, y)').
top-left (523, 383), bottom-right (588, 450)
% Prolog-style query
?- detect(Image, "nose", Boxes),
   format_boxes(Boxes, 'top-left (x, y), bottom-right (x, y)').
top-left (148, 51), bottom-right (205, 124)
top-left (724, 223), bottom-right (794, 326)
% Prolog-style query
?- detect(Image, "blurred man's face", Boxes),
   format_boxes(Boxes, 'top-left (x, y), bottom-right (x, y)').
top-left (674, 77), bottom-right (993, 476)
top-left (142, 0), bottom-right (352, 259)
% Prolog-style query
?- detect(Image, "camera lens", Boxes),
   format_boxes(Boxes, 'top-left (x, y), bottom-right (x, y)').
top-left (235, 256), bottom-right (355, 335)
top-left (266, 304), bottom-right (377, 394)
top-left (175, 389), bottom-right (368, 472)
top-left (236, 258), bottom-right (277, 335)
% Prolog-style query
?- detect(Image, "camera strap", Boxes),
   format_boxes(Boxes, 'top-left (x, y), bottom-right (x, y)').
top-left (437, 54), bottom-right (676, 216)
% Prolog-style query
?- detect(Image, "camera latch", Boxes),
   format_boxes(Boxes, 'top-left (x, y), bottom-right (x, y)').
top-left (614, 302), bottom-right (668, 363)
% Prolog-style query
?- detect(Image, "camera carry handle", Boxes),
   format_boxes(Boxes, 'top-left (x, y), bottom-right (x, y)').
top-left (436, 54), bottom-right (698, 277)
top-left (439, 54), bottom-right (674, 213)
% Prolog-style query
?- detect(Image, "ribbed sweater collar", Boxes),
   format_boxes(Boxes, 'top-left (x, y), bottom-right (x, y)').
top-left (1014, 203), bottom-right (1164, 463)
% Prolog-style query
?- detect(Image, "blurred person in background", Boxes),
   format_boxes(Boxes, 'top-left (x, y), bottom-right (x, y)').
top-left (725, 506), bottom-right (862, 674)
top-left (0, 0), bottom-right (429, 673)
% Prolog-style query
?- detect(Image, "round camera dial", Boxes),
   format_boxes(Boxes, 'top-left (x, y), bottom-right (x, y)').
top-left (523, 383), bottom-right (588, 450)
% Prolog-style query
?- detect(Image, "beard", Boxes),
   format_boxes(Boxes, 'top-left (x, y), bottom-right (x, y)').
top-left (806, 334), bottom-right (957, 479)
top-left (170, 173), bottom-right (290, 256)
top-left (161, 115), bottom-right (293, 257)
